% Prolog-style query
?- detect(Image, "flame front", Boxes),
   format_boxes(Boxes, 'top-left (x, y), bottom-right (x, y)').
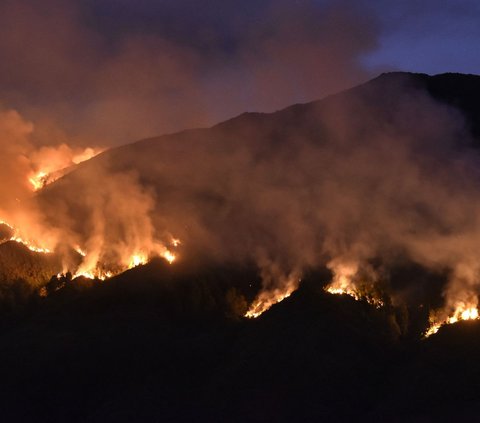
top-left (72, 269), bottom-right (113, 281)
top-left (245, 288), bottom-right (294, 318)
top-left (10, 235), bottom-right (52, 253)
top-left (324, 261), bottom-right (384, 308)
top-left (28, 146), bottom-right (104, 192)
top-left (129, 253), bottom-right (148, 269)
top-left (1, 220), bottom-right (52, 254)
top-left (425, 302), bottom-right (479, 337)
top-left (245, 269), bottom-right (301, 319)
top-left (29, 171), bottom-right (49, 191)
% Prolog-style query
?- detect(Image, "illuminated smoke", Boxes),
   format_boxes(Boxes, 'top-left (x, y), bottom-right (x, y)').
top-left (425, 263), bottom-right (480, 337)
top-left (325, 259), bottom-right (384, 308)
top-left (0, 106), bottom-right (180, 282)
top-left (0, 220), bottom-right (53, 254)
top-left (27, 145), bottom-right (104, 191)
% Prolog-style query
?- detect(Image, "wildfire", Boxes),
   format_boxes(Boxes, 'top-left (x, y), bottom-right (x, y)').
top-left (72, 269), bottom-right (113, 281)
top-left (28, 146), bottom-right (104, 191)
top-left (0, 220), bottom-right (52, 254)
top-left (324, 261), bottom-right (384, 308)
top-left (325, 285), bottom-right (384, 308)
top-left (74, 245), bottom-right (87, 257)
top-left (129, 253), bottom-right (148, 268)
top-left (245, 272), bottom-right (301, 319)
top-left (245, 288), bottom-right (294, 319)
top-left (10, 235), bottom-right (52, 253)
top-left (70, 242), bottom-right (180, 282)
top-left (425, 303), bottom-right (480, 337)
top-left (29, 171), bottom-right (50, 191)
top-left (161, 250), bottom-right (176, 264)
top-left (2, 214), bottom-right (181, 286)
top-left (0, 220), bottom-right (13, 230)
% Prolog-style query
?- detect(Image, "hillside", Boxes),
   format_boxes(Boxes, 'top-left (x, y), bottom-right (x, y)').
top-left (2, 72), bottom-right (480, 421)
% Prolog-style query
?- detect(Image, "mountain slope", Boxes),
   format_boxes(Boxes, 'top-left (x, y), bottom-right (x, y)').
top-left (2, 72), bottom-right (480, 421)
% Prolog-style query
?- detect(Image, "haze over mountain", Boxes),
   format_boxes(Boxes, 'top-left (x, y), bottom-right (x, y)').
top-left (36, 71), bottom-right (480, 310)
top-left (2, 72), bottom-right (480, 421)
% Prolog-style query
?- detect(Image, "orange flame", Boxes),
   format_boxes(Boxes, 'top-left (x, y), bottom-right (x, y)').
top-left (29, 171), bottom-right (49, 191)
top-left (72, 268), bottom-right (113, 281)
top-left (1, 219), bottom-right (53, 253)
top-left (128, 253), bottom-right (148, 269)
top-left (245, 271), bottom-right (301, 318)
top-left (161, 250), bottom-right (176, 264)
top-left (73, 245), bottom-right (87, 257)
top-left (28, 146), bottom-right (104, 191)
top-left (245, 287), bottom-right (295, 318)
top-left (324, 261), bottom-right (384, 308)
top-left (425, 302), bottom-right (479, 337)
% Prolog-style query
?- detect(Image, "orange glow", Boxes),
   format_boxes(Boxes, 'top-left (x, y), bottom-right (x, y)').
top-left (325, 285), bottom-right (384, 308)
top-left (128, 253), bottom-right (148, 268)
top-left (71, 147), bottom-right (104, 164)
top-left (0, 219), bottom-right (53, 253)
top-left (28, 146), bottom-right (104, 191)
top-left (0, 220), bottom-right (14, 230)
top-left (2, 214), bottom-right (181, 283)
top-left (29, 171), bottom-right (49, 191)
top-left (245, 288), bottom-right (294, 318)
top-left (425, 302), bottom-right (479, 337)
top-left (245, 272), bottom-right (301, 318)
top-left (324, 261), bottom-right (384, 308)
top-left (161, 250), bottom-right (176, 264)
top-left (72, 269), bottom-right (113, 281)
top-left (10, 235), bottom-right (52, 253)
top-left (74, 245), bottom-right (87, 257)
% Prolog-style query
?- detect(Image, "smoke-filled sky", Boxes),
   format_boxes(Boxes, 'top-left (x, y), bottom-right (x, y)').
top-left (0, 0), bottom-right (478, 147)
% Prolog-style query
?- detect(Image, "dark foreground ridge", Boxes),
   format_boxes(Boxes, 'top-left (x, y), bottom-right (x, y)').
top-left (0, 261), bottom-right (479, 422)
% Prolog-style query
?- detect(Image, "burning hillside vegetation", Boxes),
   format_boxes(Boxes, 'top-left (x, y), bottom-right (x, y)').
top-left (0, 73), bottom-right (480, 338)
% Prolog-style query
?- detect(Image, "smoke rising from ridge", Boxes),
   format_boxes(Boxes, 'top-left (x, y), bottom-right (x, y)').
top-left (27, 73), bottom-right (480, 322)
